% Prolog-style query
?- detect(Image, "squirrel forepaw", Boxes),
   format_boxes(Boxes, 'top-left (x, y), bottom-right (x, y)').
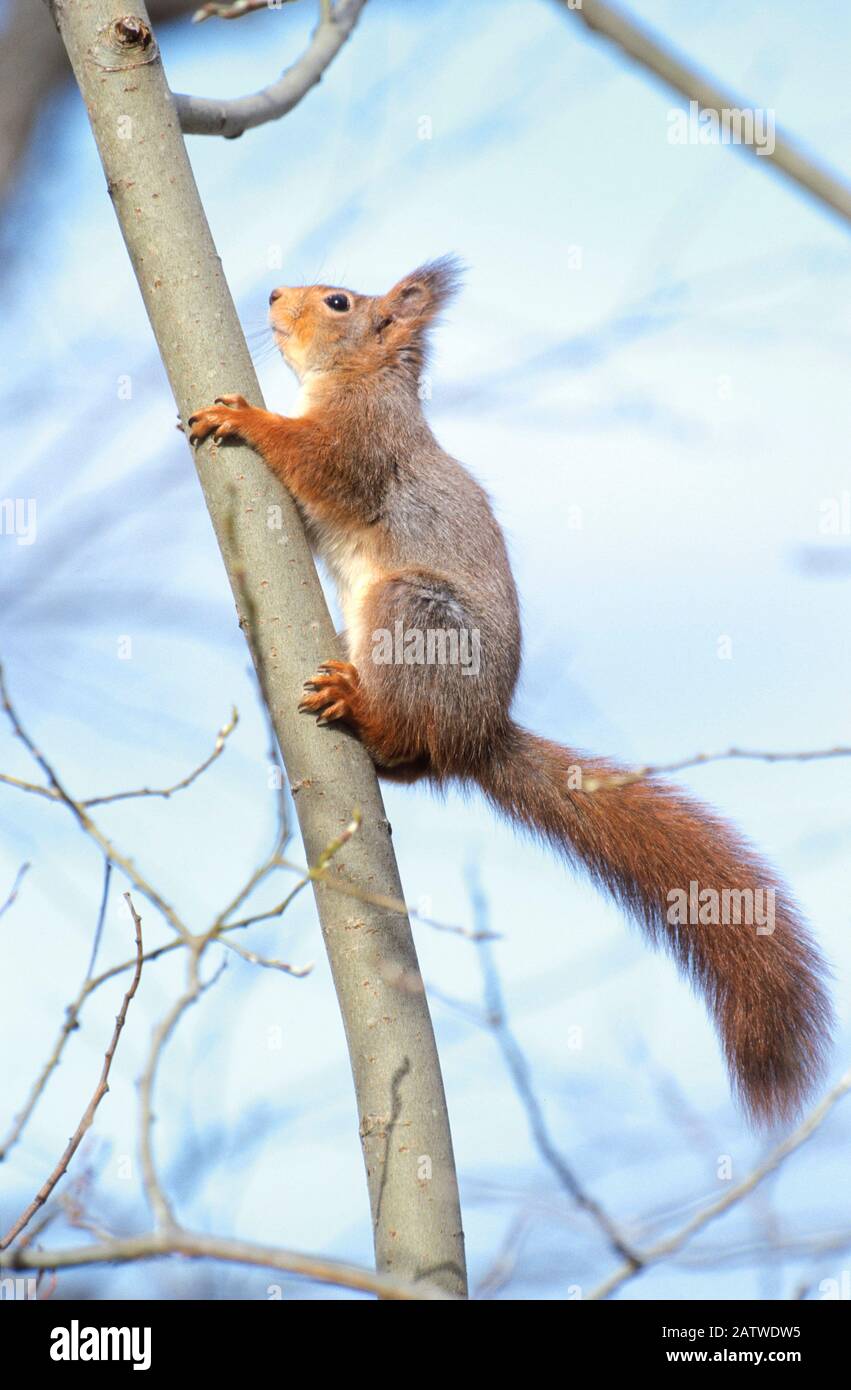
top-left (187, 398), bottom-right (248, 445)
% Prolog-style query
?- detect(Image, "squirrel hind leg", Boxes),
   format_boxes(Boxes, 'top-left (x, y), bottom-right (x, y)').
top-left (299, 653), bottom-right (431, 774)
top-left (352, 569), bottom-right (504, 778)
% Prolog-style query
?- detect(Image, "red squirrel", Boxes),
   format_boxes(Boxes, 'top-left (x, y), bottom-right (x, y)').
top-left (189, 257), bottom-right (832, 1124)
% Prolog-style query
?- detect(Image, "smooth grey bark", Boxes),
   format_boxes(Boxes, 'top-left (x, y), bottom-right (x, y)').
top-left (174, 0), bottom-right (368, 136)
top-left (47, 0), bottom-right (466, 1297)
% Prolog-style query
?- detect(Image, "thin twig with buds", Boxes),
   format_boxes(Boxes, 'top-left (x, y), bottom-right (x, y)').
top-left (0, 894), bottom-right (144, 1250)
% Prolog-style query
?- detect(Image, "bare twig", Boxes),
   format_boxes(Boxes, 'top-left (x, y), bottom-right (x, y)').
top-left (474, 1209), bottom-right (534, 1299)
top-left (84, 859), bottom-right (113, 981)
top-left (0, 878), bottom-right (312, 1167)
top-left (176, 0), bottom-right (368, 136)
top-left (0, 860), bottom-right (114, 1162)
top-left (74, 845), bottom-right (478, 1011)
top-left (60, 1161), bottom-right (116, 1245)
top-left (229, 852), bottom-right (500, 942)
top-left (0, 748), bottom-right (330, 1167)
top-left (0, 663), bottom-right (189, 940)
top-left (673, 1228), bottom-right (851, 1272)
top-left (556, 0), bottom-right (851, 227)
top-left (208, 790), bottom-right (492, 942)
top-left (193, 0), bottom-right (298, 19)
top-left (205, 663), bottom-right (289, 932)
top-left (0, 894), bottom-right (144, 1250)
top-left (137, 946), bottom-right (226, 1230)
top-left (216, 935), bottom-right (313, 976)
top-left (583, 742), bottom-right (851, 792)
top-left (0, 1226), bottom-right (455, 1300)
top-left (1, 930), bottom-right (155, 1164)
top-left (589, 1065), bottom-right (851, 1299)
top-left (0, 771), bottom-right (57, 802)
top-left (1, 992), bottom-right (87, 1164)
top-left (468, 870), bottom-right (642, 1271)
top-left (0, 861), bottom-right (30, 922)
top-left (0, 949), bottom-right (163, 1164)
top-left (11, 1204), bottom-right (60, 1256)
top-left (0, 708), bottom-right (238, 808)
top-left (85, 709), bottom-right (238, 806)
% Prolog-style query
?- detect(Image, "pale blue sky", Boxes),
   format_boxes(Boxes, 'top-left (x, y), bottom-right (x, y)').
top-left (1, 0), bottom-right (850, 1299)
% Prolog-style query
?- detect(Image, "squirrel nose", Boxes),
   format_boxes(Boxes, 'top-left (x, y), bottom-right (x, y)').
top-left (269, 288), bottom-right (282, 305)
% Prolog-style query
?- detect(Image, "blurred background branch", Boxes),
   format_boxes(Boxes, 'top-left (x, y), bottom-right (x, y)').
top-left (2, 1), bottom-right (203, 210)
top-left (556, 0), bottom-right (851, 226)
top-left (175, 0), bottom-right (368, 135)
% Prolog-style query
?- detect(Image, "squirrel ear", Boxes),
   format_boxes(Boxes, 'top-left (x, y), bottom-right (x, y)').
top-left (381, 255), bottom-right (464, 323)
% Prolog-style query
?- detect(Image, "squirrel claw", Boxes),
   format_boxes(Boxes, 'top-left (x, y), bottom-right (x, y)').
top-left (315, 702), bottom-right (348, 726)
top-left (299, 661), bottom-right (360, 723)
top-left (187, 403), bottom-right (244, 445)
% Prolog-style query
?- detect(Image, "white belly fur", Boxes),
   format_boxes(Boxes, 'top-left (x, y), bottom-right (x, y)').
top-left (287, 378), bottom-right (384, 655)
top-left (313, 523), bottom-right (384, 657)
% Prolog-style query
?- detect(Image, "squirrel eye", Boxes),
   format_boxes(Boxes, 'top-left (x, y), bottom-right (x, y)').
top-left (324, 293), bottom-right (350, 312)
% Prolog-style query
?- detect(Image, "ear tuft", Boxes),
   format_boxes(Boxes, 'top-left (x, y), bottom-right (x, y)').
top-left (383, 254), bottom-right (465, 322)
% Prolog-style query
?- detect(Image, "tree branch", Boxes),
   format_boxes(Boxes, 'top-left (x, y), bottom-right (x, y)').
top-left (0, 1226), bottom-right (455, 1300)
top-left (556, 0), bottom-right (851, 228)
top-left (175, 0), bottom-right (368, 137)
top-left (48, 0), bottom-right (466, 1296)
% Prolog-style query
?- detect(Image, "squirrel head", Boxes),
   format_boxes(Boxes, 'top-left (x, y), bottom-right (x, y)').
top-left (268, 255), bottom-right (462, 388)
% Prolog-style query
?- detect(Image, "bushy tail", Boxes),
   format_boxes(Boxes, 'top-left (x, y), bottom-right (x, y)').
top-left (478, 723), bottom-right (833, 1124)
